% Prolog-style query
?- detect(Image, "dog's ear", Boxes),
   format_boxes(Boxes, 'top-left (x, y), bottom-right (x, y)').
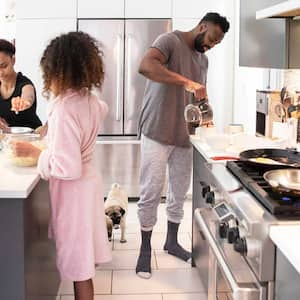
top-left (120, 208), bottom-right (126, 216)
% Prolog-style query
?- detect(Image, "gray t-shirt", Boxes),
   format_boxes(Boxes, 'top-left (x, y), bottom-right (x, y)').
top-left (138, 30), bottom-right (208, 148)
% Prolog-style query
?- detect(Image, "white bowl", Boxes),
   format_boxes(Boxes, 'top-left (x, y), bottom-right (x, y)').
top-left (205, 134), bottom-right (230, 150)
top-left (195, 126), bottom-right (217, 140)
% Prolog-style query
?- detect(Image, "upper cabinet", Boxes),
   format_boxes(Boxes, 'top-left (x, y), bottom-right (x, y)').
top-left (256, 0), bottom-right (300, 19)
top-left (77, 0), bottom-right (124, 18)
top-left (125, 0), bottom-right (171, 18)
top-left (172, 0), bottom-right (230, 18)
top-left (78, 0), bottom-right (171, 19)
top-left (240, 0), bottom-right (300, 69)
top-left (16, 0), bottom-right (76, 19)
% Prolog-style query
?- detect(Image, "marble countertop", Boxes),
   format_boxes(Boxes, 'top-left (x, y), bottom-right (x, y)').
top-left (0, 151), bottom-right (40, 198)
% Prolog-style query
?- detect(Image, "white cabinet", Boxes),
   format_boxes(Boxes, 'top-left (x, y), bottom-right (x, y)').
top-left (172, 0), bottom-right (229, 18)
top-left (125, 0), bottom-right (172, 18)
top-left (15, 19), bottom-right (77, 123)
top-left (16, 0), bottom-right (76, 19)
top-left (77, 0), bottom-right (124, 18)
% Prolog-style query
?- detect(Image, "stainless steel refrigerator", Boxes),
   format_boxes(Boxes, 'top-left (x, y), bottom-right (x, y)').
top-left (78, 19), bottom-right (172, 197)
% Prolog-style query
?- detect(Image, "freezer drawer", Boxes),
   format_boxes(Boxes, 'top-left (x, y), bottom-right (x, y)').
top-left (95, 142), bottom-right (141, 198)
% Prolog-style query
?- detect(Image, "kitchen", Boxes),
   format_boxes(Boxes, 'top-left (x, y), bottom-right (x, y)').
top-left (1, 0), bottom-right (300, 299)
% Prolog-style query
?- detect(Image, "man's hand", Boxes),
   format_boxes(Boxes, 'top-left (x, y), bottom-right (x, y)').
top-left (13, 141), bottom-right (41, 159)
top-left (184, 81), bottom-right (207, 100)
top-left (11, 97), bottom-right (32, 114)
top-left (0, 118), bottom-right (9, 131)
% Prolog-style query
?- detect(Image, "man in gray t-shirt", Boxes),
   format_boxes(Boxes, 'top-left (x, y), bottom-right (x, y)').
top-left (136, 13), bottom-right (230, 279)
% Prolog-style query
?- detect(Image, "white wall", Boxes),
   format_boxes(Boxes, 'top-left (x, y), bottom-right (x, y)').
top-left (0, 0), bottom-right (16, 40)
top-left (173, 0), bottom-right (236, 133)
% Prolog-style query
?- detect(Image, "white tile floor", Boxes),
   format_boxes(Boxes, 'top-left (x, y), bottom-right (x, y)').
top-left (55, 200), bottom-right (206, 299)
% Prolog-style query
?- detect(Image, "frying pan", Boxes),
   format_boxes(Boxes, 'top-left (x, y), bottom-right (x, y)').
top-left (263, 169), bottom-right (300, 197)
top-left (239, 148), bottom-right (300, 169)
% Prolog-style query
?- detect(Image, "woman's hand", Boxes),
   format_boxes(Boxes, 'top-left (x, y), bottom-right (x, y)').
top-left (13, 141), bottom-right (41, 159)
top-left (11, 97), bottom-right (32, 114)
top-left (0, 118), bottom-right (9, 130)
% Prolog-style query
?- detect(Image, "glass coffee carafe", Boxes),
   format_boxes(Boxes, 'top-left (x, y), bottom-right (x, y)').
top-left (184, 93), bottom-right (213, 134)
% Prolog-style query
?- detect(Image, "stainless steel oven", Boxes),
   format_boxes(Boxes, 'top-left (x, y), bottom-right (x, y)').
top-left (194, 207), bottom-right (266, 300)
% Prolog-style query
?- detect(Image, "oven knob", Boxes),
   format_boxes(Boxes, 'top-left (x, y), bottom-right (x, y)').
top-left (234, 237), bottom-right (247, 255)
top-left (227, 227), bottom-right (239, 244)
top-left (245, 238), bottom-right (260, 258)
top-left (205, 191), bottom-right (215, 204)
top-left (201, 184), bottom-right (211, 198)
top-left (219, 222), bottom-right (229, 239)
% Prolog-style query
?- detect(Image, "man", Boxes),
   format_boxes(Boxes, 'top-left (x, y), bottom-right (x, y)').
top-left (136, 12), bottom-right (230, 279)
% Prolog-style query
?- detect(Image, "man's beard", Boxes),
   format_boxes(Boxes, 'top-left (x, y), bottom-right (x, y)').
top-left (194, 32), bottom-right (207, 53)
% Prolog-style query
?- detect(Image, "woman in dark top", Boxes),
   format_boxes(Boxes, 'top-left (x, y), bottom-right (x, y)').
top-left (0, 39), bottom-right (42, 130)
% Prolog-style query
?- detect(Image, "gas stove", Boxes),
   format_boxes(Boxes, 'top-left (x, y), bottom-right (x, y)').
top-left (192, 149), bottom-right (300, 300)
top-left (226, 161), bottom-right (300, 217)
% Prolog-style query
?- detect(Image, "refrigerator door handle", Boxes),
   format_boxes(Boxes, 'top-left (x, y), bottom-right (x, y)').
top-left (116, 33), bottom-right (123, 122)
top-left (125, 33), bottom-right (133, 121)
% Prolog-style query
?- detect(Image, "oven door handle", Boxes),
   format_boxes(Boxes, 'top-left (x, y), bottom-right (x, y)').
top-left (194, 208), bottom-right (261, 299)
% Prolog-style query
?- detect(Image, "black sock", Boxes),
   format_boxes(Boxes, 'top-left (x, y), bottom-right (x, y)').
top-left (163, 220), bottom-right (191, 262)
top-left (136, 230), bottom-right (152, 278)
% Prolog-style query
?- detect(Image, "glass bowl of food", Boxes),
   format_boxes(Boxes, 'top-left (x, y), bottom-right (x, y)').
top-left (2, 133), bottom-right (46, 167)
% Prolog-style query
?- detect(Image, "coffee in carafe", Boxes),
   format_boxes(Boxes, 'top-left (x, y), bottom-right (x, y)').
top-left (184, 93), bottom-right (213, 134)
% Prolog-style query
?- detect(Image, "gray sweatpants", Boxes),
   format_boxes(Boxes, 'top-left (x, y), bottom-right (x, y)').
top-left (137, 135), bottom-right (192, 231)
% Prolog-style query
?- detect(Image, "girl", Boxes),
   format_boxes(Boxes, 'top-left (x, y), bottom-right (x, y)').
top-left (14, 31), bottom-right (112, 300)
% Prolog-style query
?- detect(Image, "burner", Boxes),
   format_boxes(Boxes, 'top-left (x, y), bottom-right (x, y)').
top-left (226, 161), bottom-right (300, 216)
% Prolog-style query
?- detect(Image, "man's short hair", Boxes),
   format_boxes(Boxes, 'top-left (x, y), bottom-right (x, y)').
top-left (199, 12), bottom-right (230, 33)
top-left (0, 39), bottom-right (16, 57)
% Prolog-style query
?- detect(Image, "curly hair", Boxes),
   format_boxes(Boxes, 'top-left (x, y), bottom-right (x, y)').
top-left (40, 31), bottom-right (104, 97)
top-left (199, 12), bottom-right (230, 34)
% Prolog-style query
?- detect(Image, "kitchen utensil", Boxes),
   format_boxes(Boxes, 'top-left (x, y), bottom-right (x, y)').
top-left (184, 93), bottom-right (213, 134)
top-left (195, 126), bottom-right (216, 139)
top-left (239, 148), bottom-right (300, 169)
top-left (211, 156), bottom-right (239, 161)
top-left (263, 169), bottom-right (300, 196)
top-left (3, 126), bottom-right (33, 134)
top-left (2, 133), bottom-right (45, 167)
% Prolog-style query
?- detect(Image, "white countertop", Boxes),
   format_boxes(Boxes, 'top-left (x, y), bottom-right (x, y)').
top-left (270, 225), bottom-right (300, 274)
top-left (190, 133), bottom-right (287, 163)
top-left (0, 152), bottom-right (40, 198)
top-left (190, 135), bottom-right (238, 163)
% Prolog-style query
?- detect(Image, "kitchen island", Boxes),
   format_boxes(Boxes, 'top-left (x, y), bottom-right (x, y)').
top-left (0, 153), bottom-right (59, 300)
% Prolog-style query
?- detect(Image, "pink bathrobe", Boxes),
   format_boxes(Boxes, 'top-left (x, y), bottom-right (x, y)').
top-left (37, 90), bottom-right (112, 281)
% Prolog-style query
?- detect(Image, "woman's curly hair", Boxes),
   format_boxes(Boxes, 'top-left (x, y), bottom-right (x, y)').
top-left (40, 31), bottom-right (104, 97)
